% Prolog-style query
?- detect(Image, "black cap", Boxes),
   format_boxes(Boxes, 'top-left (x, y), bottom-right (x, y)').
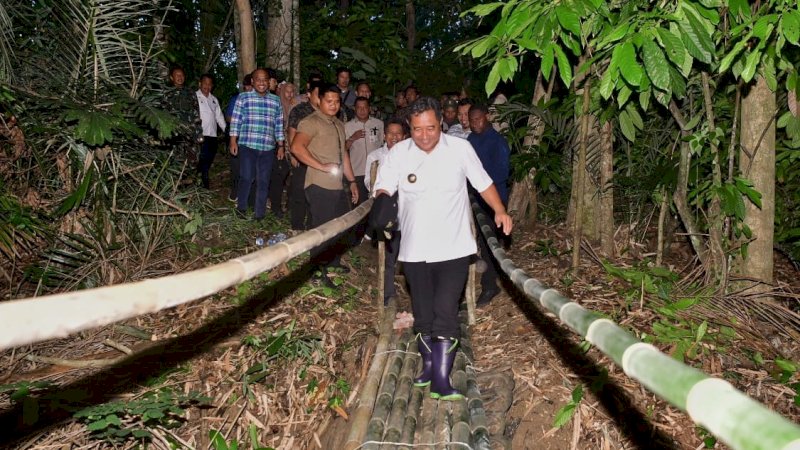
top-left (369, 192), bottom-right (399, 240)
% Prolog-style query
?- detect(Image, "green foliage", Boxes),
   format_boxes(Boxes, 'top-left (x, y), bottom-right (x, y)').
top-left (209, 425), bottom-right (275, 450)
top-left (241, 321), bottom-right (323, 391)
top-left (0, 380), bottom-right (55, 402)
top-left (73, 388), bottom-right (210, 443)
top-left (553, 384), bottom-right (583, 428)
top-left (327, 377), bottom-right (351, 410)
top-left (0, 193), bottom-right (49, 263)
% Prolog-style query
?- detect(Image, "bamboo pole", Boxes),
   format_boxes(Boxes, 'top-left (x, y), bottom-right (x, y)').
top-left (382, 340), bottom-right (418, 448)
top-left (0, 200), bottom-right (374, 352)
top-left (370, 160), bottom-right (386, 318)
top-left (466, 216), bottom-right (478, 325)
top-left (343, 301), bottom-right (397, 450)
top-left (472, 203), bottom-right (800, 450)
top-left (399, 387), bottom-right (425, 448)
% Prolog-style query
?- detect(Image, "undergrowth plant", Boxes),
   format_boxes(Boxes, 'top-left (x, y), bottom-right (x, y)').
top-left (73, 388), bottom-right (210, 443)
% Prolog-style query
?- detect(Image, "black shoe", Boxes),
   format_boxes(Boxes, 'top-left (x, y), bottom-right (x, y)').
top-left (476, 288), bottom-right (499, 306)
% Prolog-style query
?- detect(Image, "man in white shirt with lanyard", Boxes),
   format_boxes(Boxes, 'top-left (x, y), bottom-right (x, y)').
top-left (373, 97), bottom-right (512, 401)
top-left (196, 73), bottom-right (226, 188)
top-left (345, 96), bottom-right (384, 212)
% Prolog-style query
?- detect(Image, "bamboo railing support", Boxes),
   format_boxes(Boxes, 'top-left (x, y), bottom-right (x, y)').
top-left (472, 203), bottom-right (800, 450)
top-left (0, 200), bottom-right (375, 352)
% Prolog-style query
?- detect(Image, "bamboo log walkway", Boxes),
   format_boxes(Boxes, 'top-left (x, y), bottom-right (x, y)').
top-left (347, 308), bottom-right (493, 450)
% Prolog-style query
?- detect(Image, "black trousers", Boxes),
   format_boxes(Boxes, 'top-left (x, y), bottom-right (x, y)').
top-left (384, 231), bottom-right (401, 301)
top-left (404, 256), bottom-right (470, 339)
top-left (269, 156), bottom-right (291, 217)
top-left (229, 154), bottom-right (239, 200)
top-left (289, 164), bottom-right (310, 230)
top-left (353, 175), bottom-right (370, 241)
top-left (197, 136), bottom-right (218, 188)
top-left (306, 184), bottom-right (350, 268)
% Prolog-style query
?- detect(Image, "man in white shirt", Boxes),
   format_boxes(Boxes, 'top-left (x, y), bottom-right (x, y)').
top-left (196, 73), bottom-right (226, 188)
top-left (446, 98), bottom-right (473, 139)
top-left (345, 96), bottom-right (384, 207)
top-left (374, 97), bottom-right (512, 401)
top-left (365, 117), bottom-right (408, 304)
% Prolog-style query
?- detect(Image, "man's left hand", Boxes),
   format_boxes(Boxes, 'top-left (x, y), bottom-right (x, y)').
top-left (495, 212), bottom-right (513, 235)
top-left (277, 147), bottom-right (285, 160)
top-left (349, 182), bottom-right (359, 204)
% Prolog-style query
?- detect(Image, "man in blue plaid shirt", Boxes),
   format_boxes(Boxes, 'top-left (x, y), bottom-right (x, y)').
top-left (229, 68), bottom-right (286, 220)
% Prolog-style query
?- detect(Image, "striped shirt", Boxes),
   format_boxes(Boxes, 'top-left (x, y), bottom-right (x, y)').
top-left (229, 91), bottom-right (285, 151)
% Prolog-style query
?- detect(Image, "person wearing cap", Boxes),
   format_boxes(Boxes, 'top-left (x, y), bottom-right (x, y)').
top-left (441, 98), bottom-right (459, 132)
top-left (373, 97), bottom-right (512, 401)
top-left (291, 84), bottom-right (359, 284)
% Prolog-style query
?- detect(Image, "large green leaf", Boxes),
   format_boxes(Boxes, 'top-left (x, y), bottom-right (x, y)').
top-left (656, 28), bottom-right (686, 69)
top-left (555, 5), bottom-right (582, 36)
top-left (618, 42), bottom-right (644, 86)
top-left (467, 2), bottom-right (504, 17)
top-left (642, 39), bottom-right (670, 91)
top-left (783, 10), bottom-right (800, 46)
top-left (619, 109), bottom-right (636, 141)
top-left (740, 50), bottom-right (761, 82)
top-left (541, 43), bottom-right (555, 81)
top-left (677, 8), bottom-right (714, 64)
top-left (554, 45), bottom-right (573, 88)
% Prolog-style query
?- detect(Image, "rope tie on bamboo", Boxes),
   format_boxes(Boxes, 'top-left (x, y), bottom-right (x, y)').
top-left (352, 440), bottom-right (474, 450)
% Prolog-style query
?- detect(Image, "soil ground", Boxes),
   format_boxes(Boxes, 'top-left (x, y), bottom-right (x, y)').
top-left (1, 164), bottom-right (799, 449)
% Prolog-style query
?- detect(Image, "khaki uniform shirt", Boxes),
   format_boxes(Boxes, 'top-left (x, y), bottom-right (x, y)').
top-left (298, 110), bottom-right (346, 190)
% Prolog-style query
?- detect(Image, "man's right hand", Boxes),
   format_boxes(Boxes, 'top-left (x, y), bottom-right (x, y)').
top-left (321, 162), bottom-right (340, 174)
top-left (349, 129), bottom-right (366, 141)
top-left (229, 141), bottom-right (238, 156)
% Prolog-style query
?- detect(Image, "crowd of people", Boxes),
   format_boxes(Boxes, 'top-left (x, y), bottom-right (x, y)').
top-left (163, 65), bottom-right (513, 402)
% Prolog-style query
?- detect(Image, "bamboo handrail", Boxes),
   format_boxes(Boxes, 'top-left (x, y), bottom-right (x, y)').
top-left (472, 202), bottom-right (800, 450)
top-left (0, 199), bottom-right (374, 352)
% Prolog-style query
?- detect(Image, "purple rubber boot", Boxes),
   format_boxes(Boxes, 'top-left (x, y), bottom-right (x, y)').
top-left (414, 334), bottom-right (433, 387)
top-left (429, 336), bottom-right (463, 400)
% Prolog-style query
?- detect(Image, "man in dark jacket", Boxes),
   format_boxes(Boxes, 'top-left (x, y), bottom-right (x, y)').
top-left (467, 104), bottom-right (511, 306)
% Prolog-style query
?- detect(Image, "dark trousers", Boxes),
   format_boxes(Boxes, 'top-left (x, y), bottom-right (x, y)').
top-left (404, 256), bottom-right (470, 339)
top-left (384, 232), bottom-right (401, 301)
top-left (353, 175), bottom-right (370, 241)
top-left (269, 156), bottom-right (291, 217)
top-left (306, 184), bottom-right (350, 268)
top-left (197, 136), bottom-right (218, 188)
top-left (229, 154), bottom-right (239, 200)
top-left (289, 164), bottom-right (310, 230)
top-left (237, 146), bottom-right (274, 219)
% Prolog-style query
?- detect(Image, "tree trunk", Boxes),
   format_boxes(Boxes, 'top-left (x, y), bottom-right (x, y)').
top-left (598, 120), bottom-right (614, 256)
top-left (234, 0), bottom-right (256, 80)
top-left (737, 75), bottom-right (776, 288)
top-left (266, 0), bottom-right (292, 75)
top-left (233, 5), bottom-right (244, 85)
top-left (405, 0), bottom-right (415, 52)
top-left (572, 81), bottom-right (591, 270)
top-left (291, 0), bottom-right (300, 86)
top-left (668, 100), bottom-right (708, 266)
top-left (701, 72), bottom-right (726, 282)
top-left (566, 116), bottom-right (601, 242)
top-left (507, 67), bottom-right (553, 225)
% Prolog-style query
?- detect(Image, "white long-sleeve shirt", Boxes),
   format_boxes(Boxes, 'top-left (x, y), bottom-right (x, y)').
top-left (196, 90), bottom-right (226, 137)
top-left (364, 144), bottom-right (390, 193)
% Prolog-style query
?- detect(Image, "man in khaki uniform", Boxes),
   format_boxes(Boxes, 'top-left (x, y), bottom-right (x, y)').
top-left (290, 84), bottom-right (359, 283)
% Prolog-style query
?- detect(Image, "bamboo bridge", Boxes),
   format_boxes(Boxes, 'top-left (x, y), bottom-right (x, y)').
top-left (1, 199), bottom-right (799, 449)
